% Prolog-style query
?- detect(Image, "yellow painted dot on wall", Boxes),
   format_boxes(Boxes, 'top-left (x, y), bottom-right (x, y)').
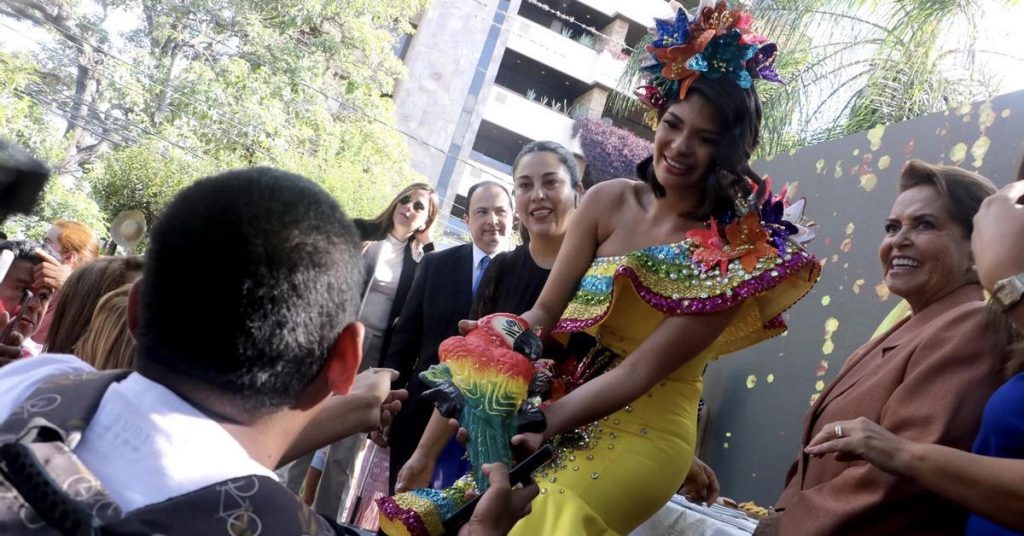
top-left (949, 142), bottom-right (968, 164)
top-left (963, 114), bottom-right (972, 123)
top-left (726, 432), bottom-right (732, 437)
top-left (866, 124), bottom-right (885, 150)
top-left (766, 374), bottom-right (775, 384)
top-left (810, 393), bottom-right (820, 405)
top-left (1002, 109), bottom-right (1012, 118)
top-left (816, 159), bottom-right (826, 174)
top-left (821, 295), bottom-right (831, 306)
top-left (878, 155), bottom-right (892, 169)
top-left (840, 238), bottom-right (853, 253)
top-left (816, 360), bottom-right (829, 377)
top-left (746, 375), bottom-right (757, 389)
top-left (971, 136), bottom-right (991, 168)
top-left (825, 317), bottom-right (839, 332)
top-left (831, 254), bottom-right (839, 263)
top-left (978, 101), bottom-right (996, 130)
top-left (815, 380), bottom-right (826, 391)
top-left (853, 279), bottom-right (866, 294)
top-left (724, 442), bottom-right (730, 449)
top-left (859, 173), bottom-right (878, 192)
top-left (834, 161), bottom-right (844, 179)
top-left (845, 223), bottom-right (855, 235)
top-left (853, 148), bottom-right (860, 156)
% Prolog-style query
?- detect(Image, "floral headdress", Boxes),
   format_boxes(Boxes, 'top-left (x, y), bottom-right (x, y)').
top-left (637, 0), bottom-right (782, 114)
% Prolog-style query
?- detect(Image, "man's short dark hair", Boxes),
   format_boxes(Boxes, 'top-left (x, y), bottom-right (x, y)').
top-left (465, 180), bottom-right (511, 212)
top-left (137, 167), bottom-right (363, 413)
top-left (0, 239), bottom-right (54, 264)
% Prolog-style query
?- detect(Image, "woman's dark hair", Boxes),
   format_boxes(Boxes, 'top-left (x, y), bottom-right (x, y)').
top-left (355, 182), bottom-right (440, 242)
top-left (512, 140), bottom-right (582, 189)
top-left (637, 75), bottom-right (764, 222)
top-left (47, 256), bottom-right (145, 355)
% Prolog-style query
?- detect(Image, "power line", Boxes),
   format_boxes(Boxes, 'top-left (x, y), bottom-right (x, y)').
top-left (16, 14), bottom-right (281, 145)
top-left (6, 7), bottom-right (543, 211)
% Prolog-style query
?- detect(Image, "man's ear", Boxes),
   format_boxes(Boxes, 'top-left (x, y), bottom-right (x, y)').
top-left (325, 321), bottom-right (364, 395)
top-left (63, 250), bottom-right (78, 267)
top-left (127, 278), bottom-right (143, 338)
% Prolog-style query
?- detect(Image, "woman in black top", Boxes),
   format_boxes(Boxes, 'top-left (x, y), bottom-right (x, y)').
top-left (396, 141), bottom-right (583, 491)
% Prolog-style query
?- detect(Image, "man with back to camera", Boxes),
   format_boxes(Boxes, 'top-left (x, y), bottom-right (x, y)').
top-left (0, 168), bottom-right (534, 535)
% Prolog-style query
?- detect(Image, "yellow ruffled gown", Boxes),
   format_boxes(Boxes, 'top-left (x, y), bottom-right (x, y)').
top-left (509, 224), bottom-right (819, 535)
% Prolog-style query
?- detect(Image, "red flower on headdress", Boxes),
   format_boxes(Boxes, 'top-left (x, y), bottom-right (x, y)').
top-left (646, 29), bottom-right (714, 100)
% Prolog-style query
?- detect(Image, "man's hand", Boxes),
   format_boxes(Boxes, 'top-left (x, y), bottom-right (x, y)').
top-left (679, 456), bottom-right (720, 506)
top-left (350, 367), bottom-right (407, 444)
top-left (459, 463), bottom-right (539, 536)
top-left (0, 311), bottom-right (24, 367)
top-left (32, 248), bottom-right (70, 293)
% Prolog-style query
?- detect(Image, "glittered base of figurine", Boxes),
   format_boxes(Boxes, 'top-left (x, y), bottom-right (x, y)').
top-left (377, 476), bottom-right (476, 536)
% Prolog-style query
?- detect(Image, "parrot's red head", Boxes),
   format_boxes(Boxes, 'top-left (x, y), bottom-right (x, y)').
top-left (476, 313), bottom-right (543, 361)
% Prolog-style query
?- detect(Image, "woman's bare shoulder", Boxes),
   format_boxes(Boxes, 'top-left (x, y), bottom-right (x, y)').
top-left (583, 179), bottom-right (645, 207)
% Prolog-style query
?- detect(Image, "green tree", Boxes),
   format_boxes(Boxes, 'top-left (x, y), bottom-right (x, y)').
top-left (612, 0), bottom-right (1018, 157)
top-left (0, 50), bottom-right (106, 239)
top-left (0, 0), bottom-right (430, 229)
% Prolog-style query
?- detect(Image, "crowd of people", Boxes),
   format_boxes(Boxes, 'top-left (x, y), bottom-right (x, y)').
top-left (1, 1), bottom-right (1024, 535)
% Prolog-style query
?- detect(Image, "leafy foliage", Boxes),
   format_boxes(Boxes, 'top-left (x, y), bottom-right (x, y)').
top-left (609, 0), bottom-right (1017, 158)
top-left (0, 0), bottom-right (430, 239)
top-left (574, 117), bottom-right (652, 186)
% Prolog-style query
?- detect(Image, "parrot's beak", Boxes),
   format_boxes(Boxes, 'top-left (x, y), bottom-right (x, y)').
top-left (513, 329), bottom-right (543, 361)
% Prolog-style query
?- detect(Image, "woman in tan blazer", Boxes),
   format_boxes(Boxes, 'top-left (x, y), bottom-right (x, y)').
top-left (757, 161), bottom-right (1007, 535)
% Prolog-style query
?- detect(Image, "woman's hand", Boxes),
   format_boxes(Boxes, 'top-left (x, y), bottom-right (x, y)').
top-left (510, 431), bottom-right (544, 456)
top-left (33, 248), bottom-right (70, 293)
top-left (972, 181), bottom-right (1024, 290)
top-left (803, 417), bottom-right (912, 475)
top-left (396, 451), bottom-right (436, 492)
top-left (679, 456), bottom-right (720, 506)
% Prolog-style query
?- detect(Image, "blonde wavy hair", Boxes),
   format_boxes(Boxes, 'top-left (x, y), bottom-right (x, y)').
top-left (76, 284), bottom-right (136, 370)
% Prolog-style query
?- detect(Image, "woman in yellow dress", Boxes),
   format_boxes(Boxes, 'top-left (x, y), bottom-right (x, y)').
top-left (505, 4), bottom-right (821, 534)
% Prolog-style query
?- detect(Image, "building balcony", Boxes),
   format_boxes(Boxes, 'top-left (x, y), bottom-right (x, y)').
top-left (505, 15), bottom-right (624, 89)
top-left (480, 85), bottom-right (577, 151)
top-left (576, 0), bottom-right (674, 27)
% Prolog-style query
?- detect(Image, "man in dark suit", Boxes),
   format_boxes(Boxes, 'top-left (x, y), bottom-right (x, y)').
top-left (384, 180), bottom-right (513, 493)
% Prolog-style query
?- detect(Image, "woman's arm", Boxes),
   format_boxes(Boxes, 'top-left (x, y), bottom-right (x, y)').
top-left (517, 307), bottom-right (737, 449)
top-left (395, 409), bottom-right (456, 491)
top-left (519, 181), bottom-right (620, 331)
top-left (806, 417), bottom-right (1024, 531)
top-left (973, 181), bottom-right (1024, 330)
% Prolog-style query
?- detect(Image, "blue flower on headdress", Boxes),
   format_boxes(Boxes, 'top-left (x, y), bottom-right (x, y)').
top-left (650, 9), bottom-right (691, 49)
top-left (688, 29), bottom-right (758, 88)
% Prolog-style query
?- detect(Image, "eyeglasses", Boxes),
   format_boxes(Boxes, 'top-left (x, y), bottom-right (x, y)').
top-left (399, 195), bottom-right (427, 212)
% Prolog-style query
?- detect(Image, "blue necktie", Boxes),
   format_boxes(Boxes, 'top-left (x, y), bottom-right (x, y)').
top-left (472, 255), bottom-right (491, 296)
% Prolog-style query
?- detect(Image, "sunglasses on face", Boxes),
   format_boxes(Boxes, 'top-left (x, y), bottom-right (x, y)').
top-left (399, 195), bottom-right (427, 212)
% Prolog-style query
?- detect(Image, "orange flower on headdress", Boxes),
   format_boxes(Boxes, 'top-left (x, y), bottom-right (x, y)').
top-left (688, 213), bottom-right (779, 275)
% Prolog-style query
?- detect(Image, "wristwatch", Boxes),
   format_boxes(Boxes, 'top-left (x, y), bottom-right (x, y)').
top-left (992, 272), bottom-right (1024, 311)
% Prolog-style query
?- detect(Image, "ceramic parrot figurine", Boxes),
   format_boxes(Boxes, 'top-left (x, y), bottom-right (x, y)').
top-left (377, 313), bottom-right (543, 536)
